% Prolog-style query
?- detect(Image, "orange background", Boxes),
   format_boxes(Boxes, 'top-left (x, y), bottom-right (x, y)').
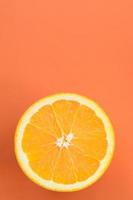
top-left (0, 0), bottom-right (133, 199)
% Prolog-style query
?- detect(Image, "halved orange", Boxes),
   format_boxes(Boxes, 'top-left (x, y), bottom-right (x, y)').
top-left (15, 93), bottom-right (115, 192)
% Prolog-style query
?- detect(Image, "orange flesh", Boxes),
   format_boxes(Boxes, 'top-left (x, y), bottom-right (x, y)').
top-left (22, 100), bottom-right (107, 184)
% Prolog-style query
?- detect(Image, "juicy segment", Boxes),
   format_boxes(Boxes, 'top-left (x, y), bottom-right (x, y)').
top-left (52, 100), bottom-right (80, 134)
top-left (22, 100), bottom-right (107, 184)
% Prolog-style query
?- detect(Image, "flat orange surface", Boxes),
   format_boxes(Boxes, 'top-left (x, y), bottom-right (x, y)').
top-left (0, 0), bottom-right (133, 199)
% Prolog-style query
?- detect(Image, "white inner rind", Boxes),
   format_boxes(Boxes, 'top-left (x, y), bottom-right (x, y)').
top-left (15, 93), bottom-right (115, 192)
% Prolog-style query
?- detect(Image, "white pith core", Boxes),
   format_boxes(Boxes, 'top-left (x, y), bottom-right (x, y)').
top-left (56, 133), bottom-right (74, 148)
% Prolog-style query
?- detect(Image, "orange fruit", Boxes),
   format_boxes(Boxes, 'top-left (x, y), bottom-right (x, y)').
top-left (15, 93), bottom-right (115, 192)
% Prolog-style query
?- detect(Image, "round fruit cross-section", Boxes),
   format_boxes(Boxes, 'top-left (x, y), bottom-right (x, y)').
top-left (15, 93), bottom-right (115, 192)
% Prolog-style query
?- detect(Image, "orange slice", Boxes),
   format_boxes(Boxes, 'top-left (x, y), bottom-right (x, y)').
top-left (15, 93), bottom-right (115, 192)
